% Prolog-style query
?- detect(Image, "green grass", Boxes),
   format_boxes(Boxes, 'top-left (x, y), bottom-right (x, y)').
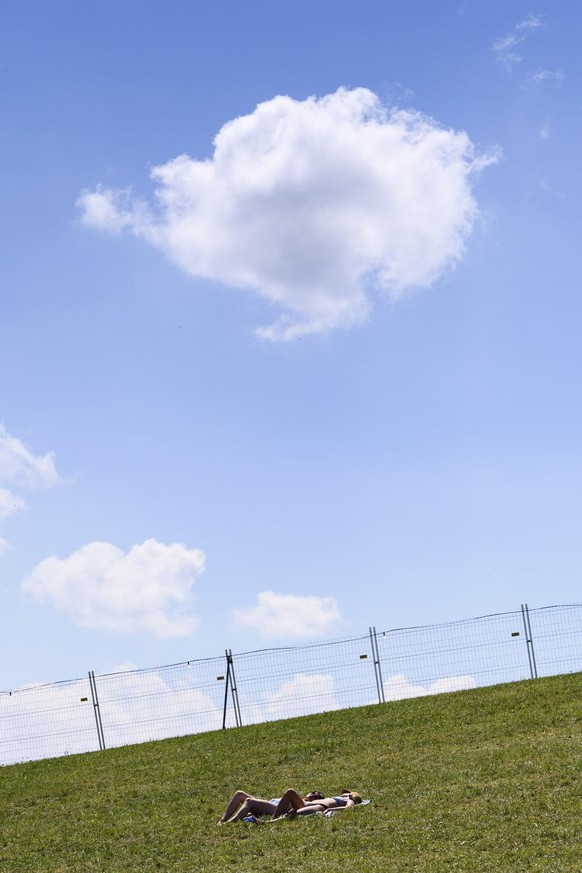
top-left (1, 674), bottom-right (580, 872)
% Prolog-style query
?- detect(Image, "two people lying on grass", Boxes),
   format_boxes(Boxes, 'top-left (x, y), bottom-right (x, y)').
top-left (219, 788), bottom-right (361, 823)
top-left (219, 789), bottom-right (325, 823)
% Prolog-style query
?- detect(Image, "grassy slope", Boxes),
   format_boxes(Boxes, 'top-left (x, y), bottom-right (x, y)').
top-left (1, 674), bottom-right (580, 872)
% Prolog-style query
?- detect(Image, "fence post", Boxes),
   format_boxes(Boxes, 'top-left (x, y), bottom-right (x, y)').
top-left (369, 626), bottom-right (385, 704)
top-left (521, 603), bottom-right (538, 679)
top-left (88, 671), bottom-right (106, 750)
top-left (222, 650), bottom-right (243, 729)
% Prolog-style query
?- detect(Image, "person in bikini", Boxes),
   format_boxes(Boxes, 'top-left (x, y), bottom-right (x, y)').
top-left (219, 789), bottom-right (324, 823)
top-left (271, 789), bottom-right (362, 819)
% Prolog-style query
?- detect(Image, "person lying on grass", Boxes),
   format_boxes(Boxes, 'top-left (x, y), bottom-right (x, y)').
top-left (219, 789), bottom-right (325, 823)
top-left (271, 789), bottom-right (362, 820)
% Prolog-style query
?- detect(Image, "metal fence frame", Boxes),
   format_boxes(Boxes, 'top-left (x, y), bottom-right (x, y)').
top-left (1, 602), bottom-right (580, 766)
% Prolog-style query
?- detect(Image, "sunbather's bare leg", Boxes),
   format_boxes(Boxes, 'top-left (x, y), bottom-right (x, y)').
top-left (219, 790), bottom-right (251, 823)
top-left (231, 798), bottom-right (277, 822)
top-left (271, 789), bottom-right (305, 820)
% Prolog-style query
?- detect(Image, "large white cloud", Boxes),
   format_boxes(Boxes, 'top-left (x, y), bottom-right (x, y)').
top-left (78, 87), bottom-right (495, 340)
top-left (233, 590), bottom-right (341, 639)
top-left (22, 538), bottom-right (205, 637)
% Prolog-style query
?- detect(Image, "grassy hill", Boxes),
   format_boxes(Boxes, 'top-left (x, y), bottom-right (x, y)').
top-left (1, 673), bottom-right (580, 872)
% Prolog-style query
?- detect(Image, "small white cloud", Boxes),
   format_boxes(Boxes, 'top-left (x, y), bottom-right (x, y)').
top-left (429, 675), bottom-right (477, 694)
top-left (78, 87), bottom-right (495, 340)
top-left (383, 673), bottom-right (476, 701)
top-left (22, 538), bottom-right (205, 637)
top-left (492, 15), bottom-right (543, 71)
top-left (239, 672), bottom-right (341, 726)
top-left (539, 124), bottom-right (551, 139)
top-left (0, 537), bottom-right (12, 555)
top-left (538, 179), bottom-right (565, 199)
top-left (78, 187), bottom-right (146, 233)
top-left (0, 488), bottom-right (26, 521)
top-left (530, 69), bottom-right (565, 85)
top-left (516, 14), bottom-right (544, 33)
top-left (264, 673), bottom-right (339, 719)
top-left (0, 424), bottom-right (61, 489)
top-left (105, 660), bottom-right (139, 673)
top-left (0, 425), bottom-right (62, 554)
top-left (233, 590), bottom-right (341, 639)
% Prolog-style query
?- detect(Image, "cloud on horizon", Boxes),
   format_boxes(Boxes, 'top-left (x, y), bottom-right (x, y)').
top-left (383, 673), bottom-right (476, 701)
top-left (233, 590), bottom-right (341, 639)
top-left (78, 87), bottom-right (495, 340)
top-left (263, 672), bottom-right (339, 719)
top-left (0, 667), bottom-right (224, 764)
top-left (0, 667), bottom-right (341, 764)
top-left (22, 538), bottom-right (205, 637)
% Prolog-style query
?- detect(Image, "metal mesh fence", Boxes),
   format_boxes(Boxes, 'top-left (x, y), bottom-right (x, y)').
top-left (527, 603), bottom-right (582, 677)
top-left (94, 657), bottom-right (231, 750)
top-left (375, 609), bottom-right (534, 699)
top-left (0, 676), bottom-right (99, 764)
top-left (231, 632), bottom-right (380, 726)
top-left (1, 602), bottom-right (580, 766)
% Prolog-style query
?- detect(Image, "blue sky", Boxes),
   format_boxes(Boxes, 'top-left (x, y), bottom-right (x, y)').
top-left (1, 0), bottom-right (581, 690)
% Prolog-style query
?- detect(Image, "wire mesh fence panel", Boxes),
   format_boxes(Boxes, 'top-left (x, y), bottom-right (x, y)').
top-left (0, 676), bottom-right (99, 766)
top-left (375, 611), bottom-right (534, 700)
top-left (2, 603), bottom-right (581, 766)
top-left (231, 634), bottom-right (381, 725)
top-left (94, 657), bottom-right (232, 749)
top-left (527, 604), bottom-right (582, 678)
